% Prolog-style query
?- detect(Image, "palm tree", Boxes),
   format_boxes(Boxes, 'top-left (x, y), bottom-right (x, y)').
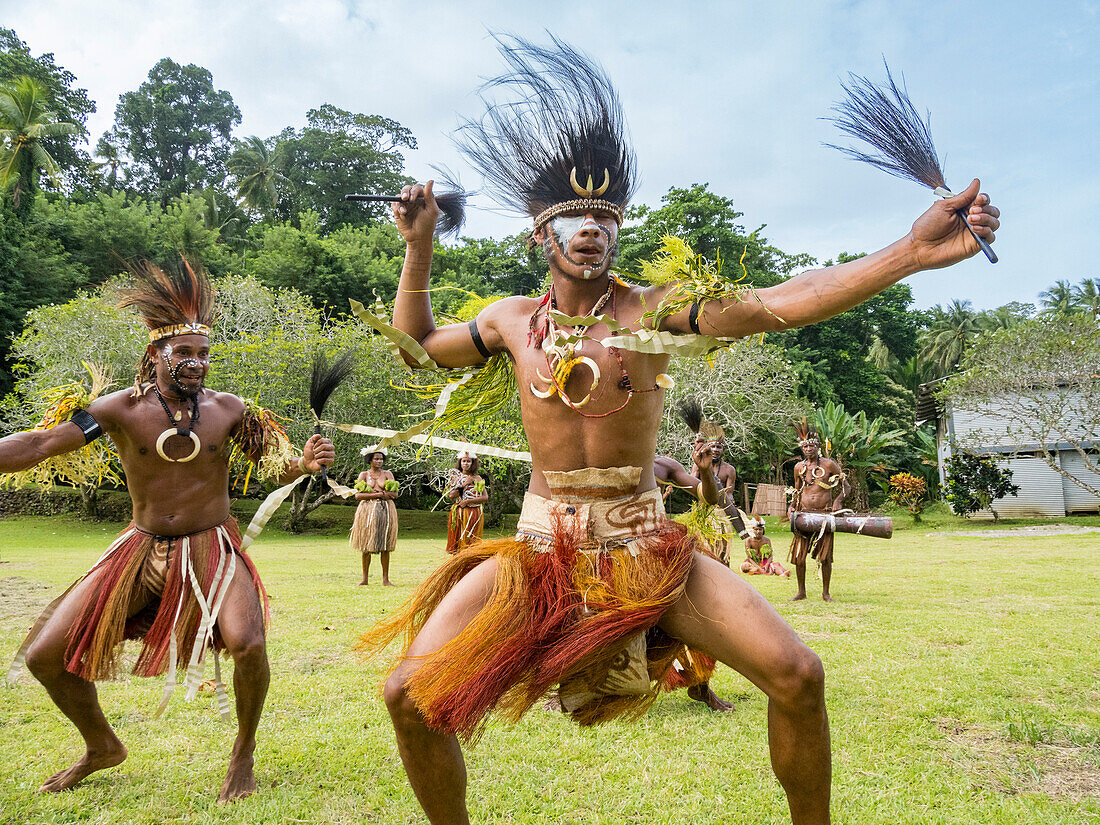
top-left (0, 76), bottom-right (80, 216)
top-left (919, 300), bottom-right (983, 376)
top-left (89, 140), bottom-right (122, 191)
top-left (1038, 280), bottom-right (1080, 319)
top-left (1074, 278), bottom-right (1100, 320)
top-left (228, 135), bottom-right (286, 217)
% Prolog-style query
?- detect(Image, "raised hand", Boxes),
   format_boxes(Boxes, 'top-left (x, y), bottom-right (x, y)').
top-left (908, 179), bottom-right (1000, 270)
top-left (392, 180), bottom-right (439, 247)
top-left (301, 434), bottom-right (335, 474)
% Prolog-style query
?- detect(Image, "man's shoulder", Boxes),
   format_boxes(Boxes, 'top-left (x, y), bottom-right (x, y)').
top-left (203, 390), bottom-right (247, 419)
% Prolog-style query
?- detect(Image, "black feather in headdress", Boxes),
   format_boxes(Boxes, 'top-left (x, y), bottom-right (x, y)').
top-left (455, 32), bottom-right (637, 224)
top-left (824, 60), bottom-right (997, 263)
top-left (308, 350), bottom-right (355, 481)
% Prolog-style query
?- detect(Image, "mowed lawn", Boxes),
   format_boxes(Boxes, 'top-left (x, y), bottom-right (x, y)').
top-left (1, 507), bottom-right (1098, 825)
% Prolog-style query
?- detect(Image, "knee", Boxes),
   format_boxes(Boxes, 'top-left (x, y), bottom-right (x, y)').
top-left (383, 672), bottom-right (421, 727)
top-left (224, 633), bottom-right (267, 669)
top-left (24, 641), bottom-right (62, 681)
top-left (771, 646), bottom-right (825, 713)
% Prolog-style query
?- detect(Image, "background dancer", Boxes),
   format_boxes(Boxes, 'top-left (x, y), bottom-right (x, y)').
top-left (788, 423), bottom-right (850, 602)
top-left (743, 520), bottom-right (790, 577)
top-left (0, 259), bottom-right (334, 802)
top-left (351, 449), bottom-right (399, 586)
top-left (445, 451), bottom-right (488, 554)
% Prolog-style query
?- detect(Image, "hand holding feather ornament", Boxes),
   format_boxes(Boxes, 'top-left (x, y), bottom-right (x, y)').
top-left (825, 61), bottom-right (998, 264)
top-left (308, 351), bottom-right (355, 484)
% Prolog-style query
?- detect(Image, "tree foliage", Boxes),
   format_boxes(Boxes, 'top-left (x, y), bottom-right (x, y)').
top-left (942, 451), bottom-right (1019, 521)
top-left (0, 28), bottom-right (94, 188)
top-left (100, 58), bottom-right (240, 206)
top-left (940, 316), bottom-right (1100, 498)
top-left (0, 76), bottom-right (80, 215)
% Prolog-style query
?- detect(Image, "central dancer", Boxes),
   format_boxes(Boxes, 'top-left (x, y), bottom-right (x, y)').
top-left (361, 35), bottom-right (998, 825)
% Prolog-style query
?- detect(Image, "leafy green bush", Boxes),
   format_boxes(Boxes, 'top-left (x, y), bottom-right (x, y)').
top-left (942, 451), bottom-right (1019, 520)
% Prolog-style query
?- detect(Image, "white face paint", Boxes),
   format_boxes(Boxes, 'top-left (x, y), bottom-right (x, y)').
top-left (551, 216), bottom-right (585, 249)
top-left (162, 343), bottom-right (173, 359)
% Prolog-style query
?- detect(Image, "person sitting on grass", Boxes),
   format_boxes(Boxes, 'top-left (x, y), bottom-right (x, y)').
top-left (742, 520), bottom-right (790, 577)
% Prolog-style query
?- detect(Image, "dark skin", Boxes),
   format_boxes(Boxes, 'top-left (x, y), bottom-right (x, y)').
top-left (355, 452), bottom-right (397, 586)
top-left (447, 457), bottom-right (488, 509)
top-left (691, 435), bottom-right (737, 522)
top-left (384, 179), bottom-right (998, 825)
top-left (0, 334), bottom-right (335, 801)
top-left (788, 442), bottom-right (850, 602)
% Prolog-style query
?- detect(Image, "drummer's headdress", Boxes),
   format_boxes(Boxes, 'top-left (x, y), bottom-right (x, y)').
top-left (455, 33), bottom-right (637, 233)
top-left (793, 418), bottom-right (820, 447)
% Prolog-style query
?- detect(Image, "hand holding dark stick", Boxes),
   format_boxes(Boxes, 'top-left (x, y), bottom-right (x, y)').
top-left (345, 182), bottom-right (467, 237)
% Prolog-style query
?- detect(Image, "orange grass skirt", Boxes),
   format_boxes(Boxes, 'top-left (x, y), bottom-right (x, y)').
top-left (445, 504), bottom-right (484, 555)
top-left (17, 518), bottom-right (267, 682)
top-left (358, 485), bottom-right (701, 743)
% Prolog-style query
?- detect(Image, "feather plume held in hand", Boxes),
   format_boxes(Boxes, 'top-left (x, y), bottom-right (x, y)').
top-left (310, 351), bottom-right (356, 420)
top-left (824, 60), bottom-right (997, 263)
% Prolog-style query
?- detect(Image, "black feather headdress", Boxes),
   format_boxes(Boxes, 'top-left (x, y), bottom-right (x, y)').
top-left (824, 60), bottom-right (997, 263)
top-left (455, 33), bottom-right (637, 228)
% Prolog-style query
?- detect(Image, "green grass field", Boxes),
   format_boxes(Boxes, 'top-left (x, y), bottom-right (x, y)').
top-left (1, 506), bottom-right (1098, 824)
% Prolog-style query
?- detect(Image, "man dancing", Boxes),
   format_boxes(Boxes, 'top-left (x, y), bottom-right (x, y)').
top-left (788, 422), bottom-right (850, 602)
top-left (364, 35), bottom-right (997, 825)
top-left (0, 260), bottom-right (334, 801)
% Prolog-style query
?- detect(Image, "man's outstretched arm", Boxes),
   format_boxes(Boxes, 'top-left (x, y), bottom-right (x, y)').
top-left (0, 396), bottom-right (112, 473)
top-left (660, 180), bottom-right (1000, 339)
top-left (391, 181), bottom-right (504, 369)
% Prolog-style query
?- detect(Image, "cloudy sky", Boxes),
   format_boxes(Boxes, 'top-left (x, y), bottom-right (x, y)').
top-left (7, 1), bottom-right (1097, 310)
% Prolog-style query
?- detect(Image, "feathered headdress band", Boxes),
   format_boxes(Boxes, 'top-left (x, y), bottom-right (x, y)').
top-left (793, 417), bottom-right (820, 447)
top-left (455, 33), bottom-right (637, 224)
top-left (118, 258), bottom-right (215, 342)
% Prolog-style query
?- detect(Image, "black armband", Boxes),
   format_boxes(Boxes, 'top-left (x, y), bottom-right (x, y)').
top-left (69, 409), bottom-right (103, 444)
top-left (468, 318), bottom-right (492, 360)
top-left (688, 301), bottom-right (702, 335)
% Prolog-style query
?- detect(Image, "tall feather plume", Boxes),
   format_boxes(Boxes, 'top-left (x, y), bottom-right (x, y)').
top-left (455, 32), bottom-right (637, 219)
top-left (824, 59), bottom-right (997, 263)
top-left (308, 350), bottom-right (355, 483)
top-left (309, 350), bottom-right (356, 420)
top-left (428, 165), bottom-right (468, 237)
top-left (117, 257), bottom-right (216, 334)
top-left (676, 397), bottom-right (704, 434)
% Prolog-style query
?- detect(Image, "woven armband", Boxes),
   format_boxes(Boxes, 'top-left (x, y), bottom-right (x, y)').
top-left (468, 318), bottom-right (492, 360)
top-left (69, 409), bottom-right (103, 444)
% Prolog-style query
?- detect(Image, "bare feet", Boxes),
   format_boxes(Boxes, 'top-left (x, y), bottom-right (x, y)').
top-left (790, 593), bottom-right (807, 601)
top-left (359, 580), bottom-right (369, 586)
top-left (382, 580), bottom-right (395, 587)
top-left (39, 741), bottom-right (127, 792)
top-left (822, 593), bottom-right (834, 603)
top-left (686, 683), bottom-right (735, 712)
top-left (218, 754), bottom-right (257, 803)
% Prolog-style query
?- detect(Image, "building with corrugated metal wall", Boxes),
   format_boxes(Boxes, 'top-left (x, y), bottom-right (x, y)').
top-left (916, 381), bottom-right (1100, 518)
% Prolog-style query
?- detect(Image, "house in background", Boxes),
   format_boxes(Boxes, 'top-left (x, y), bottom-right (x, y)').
top-left (916, 380), bottom-right (1100, 518)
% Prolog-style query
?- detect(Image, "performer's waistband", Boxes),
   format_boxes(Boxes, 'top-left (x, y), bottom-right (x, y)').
top-left (133, 516), bottom-right (238, 541)
top-left (517, 467), bottom-right (665, 552)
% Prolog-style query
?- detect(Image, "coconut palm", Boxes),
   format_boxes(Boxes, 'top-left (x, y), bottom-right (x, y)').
top-left (228, 135), bottom-right (287, 217)
top-left (1038, 280), bottom-right (1080, 319)
top-left (0, 76), bottom-right (80, 215)
top-left (1074, 278), bottom-right (1100, 321)
top-left (89, 140), bottom-right (122, 191)
top-left (919, 300), bottom-right (984, 376)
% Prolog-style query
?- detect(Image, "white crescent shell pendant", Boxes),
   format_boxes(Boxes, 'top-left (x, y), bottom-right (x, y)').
top-left (155, 427), bottom-right (202, 463)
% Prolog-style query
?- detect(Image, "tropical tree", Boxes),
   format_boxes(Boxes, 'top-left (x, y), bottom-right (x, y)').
top-left (813, 400), bottom-right (906, 510)
top-left (0, 76), bottom-right (79, 216)
top-left (1038, 279), bottom-right (1079, 319)
top-left (919, 299), bottom-right (983, 376)
top-left (1074, 278), bottom-right (1100, 320)
top-left (89, 140), bottom-right (121, 191)
top-left (99, 58), bottom-right (241, 205)
top-left (228, 135), bottom-right (286, 216)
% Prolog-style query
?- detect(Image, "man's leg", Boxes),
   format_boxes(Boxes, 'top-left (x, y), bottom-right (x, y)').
top-left (383, 557), bottom-right (500, 825)
top-left (820, 558), bottom-right (833, 602)
top-left (360, 553), bottom-right (370, 585)
top-left (381, 551), bottom-right (394, 586)
top-left (24, 568), bottom-right (148, 792)
top-left (213, 564), bottom-right (269, 803)
top-left (791, 561), bottom-right (808, 601)
top-left (660, 553), bottom-right (830, 825)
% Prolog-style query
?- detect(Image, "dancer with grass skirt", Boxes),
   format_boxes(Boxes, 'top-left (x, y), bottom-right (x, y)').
top-left (0, 259), bottom-right (334, 802)
top-left (445, 451), bottom-right (488, 555)
top-left (352, 448), bottom-right (399, 586)
top-left (360, 34), bottom-right (997, 825)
